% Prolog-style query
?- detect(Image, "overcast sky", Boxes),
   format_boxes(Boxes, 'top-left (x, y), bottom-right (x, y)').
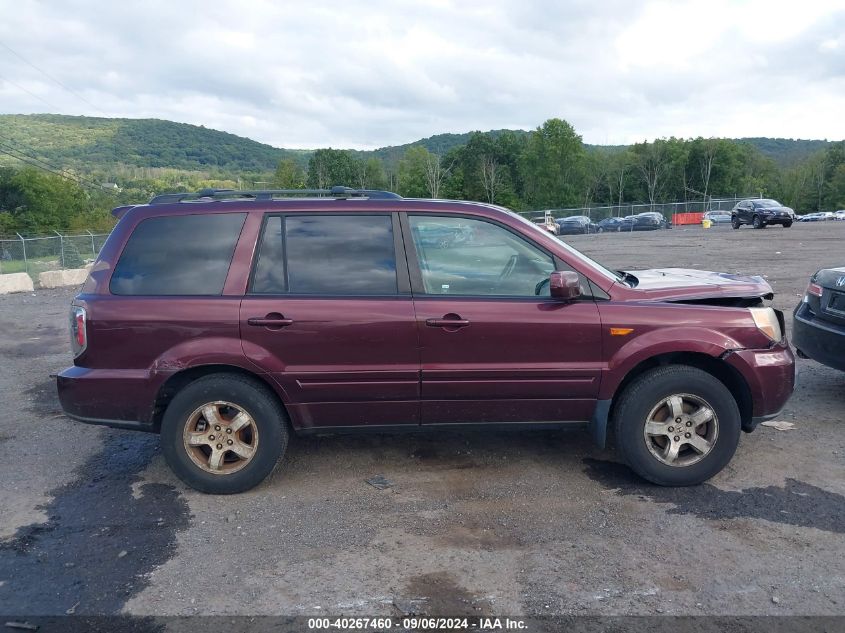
top-left (0, 0), bottom-right (843, 149)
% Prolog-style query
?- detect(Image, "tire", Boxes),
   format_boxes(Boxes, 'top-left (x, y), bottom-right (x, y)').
top-left (598, 227), bottom-right (604, 233)
top-left (731, 216), bottom-right (740, 229)
top-left (752, 215), bottom-right (763, 229)
top-left (783, 221), bottom-right (792, 228)
top-left (612, 365), bottom-right (741, 486)
top-left (161, 374), bottom-right (289, 494)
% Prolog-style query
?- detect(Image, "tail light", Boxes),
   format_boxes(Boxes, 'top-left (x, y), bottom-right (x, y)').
top-left (69, 306), bottom-right (87, 357)
top-left (805, 281), bottom-right (823, 298)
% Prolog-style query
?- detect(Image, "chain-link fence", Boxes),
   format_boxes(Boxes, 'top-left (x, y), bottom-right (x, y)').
top-left (0, 231), bottom-right (110, 279)
top-left (533, 196), bottom-right (761, 221)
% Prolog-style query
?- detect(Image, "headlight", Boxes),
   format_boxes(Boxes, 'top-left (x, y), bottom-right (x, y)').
top-left (749, 307), bottom-right (782, 342)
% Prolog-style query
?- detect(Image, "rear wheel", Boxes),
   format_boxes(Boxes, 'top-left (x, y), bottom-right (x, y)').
top-left (783, 221), bottom-right (792, 228)
top-left (731, 216), bottom-right (740, 229)
top-left (161, 374), bottom-right (288, 494)
top-left (612, 365), bottom-right (741, 486)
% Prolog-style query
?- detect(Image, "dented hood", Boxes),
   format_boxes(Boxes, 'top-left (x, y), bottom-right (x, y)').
top-left (625, 268), bottom-right (774, 301)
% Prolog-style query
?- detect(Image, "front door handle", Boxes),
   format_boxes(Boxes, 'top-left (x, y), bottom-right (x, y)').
top-left (247, 313), bottom-right (294, 329)
top-left (425, 314), bottom-right (470, 329)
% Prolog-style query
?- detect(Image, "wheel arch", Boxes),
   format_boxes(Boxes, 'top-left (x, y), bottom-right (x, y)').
top-left (596, 351), bottom-right (753, 448)
top-left (150, 364), bottom-right (293, 432)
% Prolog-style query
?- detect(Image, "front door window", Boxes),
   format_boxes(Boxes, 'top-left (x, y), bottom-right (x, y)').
top-left (408, 216), bottom-right (555, 297)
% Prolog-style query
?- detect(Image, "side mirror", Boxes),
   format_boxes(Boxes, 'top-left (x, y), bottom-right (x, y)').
top-left (550, 271), bottom-right (581, 301)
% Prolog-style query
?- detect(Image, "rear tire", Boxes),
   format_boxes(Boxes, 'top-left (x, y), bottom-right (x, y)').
top-left (612, 365), bottom-right (741, 486)
top-left (783, 221), bottom-right (792, 228)
top-left (161, 374), bottom-right (288, 494)
top-left (731, 216), bottom-right (740, 229)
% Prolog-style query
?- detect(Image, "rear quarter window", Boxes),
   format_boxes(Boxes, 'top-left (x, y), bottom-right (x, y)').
top-left (110, 213), bottom-right (246, 295)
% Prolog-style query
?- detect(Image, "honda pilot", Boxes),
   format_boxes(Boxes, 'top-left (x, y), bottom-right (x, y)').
top-left (57, 187), bottom-right (795, 493)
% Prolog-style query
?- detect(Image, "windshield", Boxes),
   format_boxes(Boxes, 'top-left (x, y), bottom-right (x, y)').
top-left (510, 210), bottom-right (624, 283)
top-left (753, 199), bottom-right (782, 207)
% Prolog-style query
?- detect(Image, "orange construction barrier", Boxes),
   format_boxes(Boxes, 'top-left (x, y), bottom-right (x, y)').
top-left (672, 212), bottom-right (705, 226)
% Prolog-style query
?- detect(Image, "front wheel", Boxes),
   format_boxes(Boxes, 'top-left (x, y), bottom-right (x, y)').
top-left (161, 374), bottom-right (289, 494)
top-left (612, 365), bottom-right (741, 486)
top-left (752, 215), bottom-right (764, 229)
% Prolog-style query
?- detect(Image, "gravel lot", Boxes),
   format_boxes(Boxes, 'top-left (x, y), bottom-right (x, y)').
top-left (0, 221), bottom-right (843, 619)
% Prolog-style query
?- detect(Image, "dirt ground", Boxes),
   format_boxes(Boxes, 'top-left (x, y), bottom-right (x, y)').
top-left (0, 221), bottom-right (843, 619)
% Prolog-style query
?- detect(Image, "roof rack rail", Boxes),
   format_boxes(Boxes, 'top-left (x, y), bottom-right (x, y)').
top-left (148, 186), bottom-right (402, 205)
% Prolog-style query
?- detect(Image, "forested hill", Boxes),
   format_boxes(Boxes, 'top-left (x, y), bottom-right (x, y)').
top-left (367, 129), bottom-right (531, 164)
top-left (736, 138), bottom-right (834, 166)
top-left (0, 114), bottom-right (304, 173)
top-left (0, 113), bottom-right (836, 175)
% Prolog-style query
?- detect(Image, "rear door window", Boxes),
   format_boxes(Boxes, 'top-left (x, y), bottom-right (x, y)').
top-left (110, 213), bottom-right (246, 295)
top-left (251, 214), bottom-right (398, 295)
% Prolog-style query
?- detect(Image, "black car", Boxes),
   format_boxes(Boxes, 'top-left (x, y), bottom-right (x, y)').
top-left (635, 212), bottom-right (670, 230)
top-left (793, 267), bottom-right (845, 371)
top-left (556, 215), bottom-right (597, 235)
top-left (596, 217), bottom-right (630, 232)
top-left (731, 199), bottom-right (794, 229)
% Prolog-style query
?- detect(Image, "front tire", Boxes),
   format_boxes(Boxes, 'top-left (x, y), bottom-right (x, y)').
top-left (161, 374), bottom-right (289, 494)
top-left (752, 215), bottom-right (764, 229)
top-left (612, 365), bottom-right (741, 486)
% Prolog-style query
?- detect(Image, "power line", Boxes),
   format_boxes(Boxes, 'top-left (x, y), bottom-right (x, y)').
top-left (0, 138), bottom-right (115, 194)
top-left (0, 72), bottom-right (63, 111)
top-left (0, 39), bottom-right (109, 117)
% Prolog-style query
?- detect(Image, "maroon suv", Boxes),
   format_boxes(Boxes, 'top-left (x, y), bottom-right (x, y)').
top-left (57, 188), bottom-right (795, 493)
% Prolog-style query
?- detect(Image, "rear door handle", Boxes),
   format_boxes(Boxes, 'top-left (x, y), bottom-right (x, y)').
top-left (425, 314), bottom-right (470, 329)
top-left (247, 314), bottom-right (294, 329)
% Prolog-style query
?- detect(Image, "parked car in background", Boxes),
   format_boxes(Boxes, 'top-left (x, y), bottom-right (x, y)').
top-left (635, 212), bottom-right (671, 230)
top-left (834, 210), bottom-right (845, 220)
top-left (703, 210), bottom-right (732, 224)
top-left (800, 211), bottom-right (836, 222)
top-left (596, 217), bottom-right (633, 233)
top-left (58, 186), bottom-right (795, 493)
top-left (556, 215), bottom-right (598, 235)
top-left (731, 199), bottom-right (794, 229)
top-left (793, 266), bottom-right (845, 372)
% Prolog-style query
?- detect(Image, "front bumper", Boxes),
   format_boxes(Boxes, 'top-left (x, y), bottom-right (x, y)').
top-left (793, 303), bottom-right (845, 372)
top-left (723, 342), bottom-right (795, 431)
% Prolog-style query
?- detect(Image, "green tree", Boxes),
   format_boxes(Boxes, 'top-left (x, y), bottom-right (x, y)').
top-left (306, 149), bottom-right (356, 188)
top-left (273, 158), bottom-right (305, 188)
top-left (352, 156), bottom-right (387, 189)
top-left (519, 119), bottom-right (585, 209)
top-left (398, 146), bottom-right (432, 197)
top-left (0, 167), bottom-right (90, 234)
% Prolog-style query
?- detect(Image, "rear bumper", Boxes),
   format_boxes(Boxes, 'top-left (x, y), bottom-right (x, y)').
top-left (793, 303), bottom-right (845, 372)
top-left (57, 366), bottom-right (160, 432)
top-left (722, 342), bottom-right (795, 431)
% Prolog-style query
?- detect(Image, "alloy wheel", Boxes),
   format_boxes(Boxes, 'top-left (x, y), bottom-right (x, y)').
top-left (182, 401), bottom-right (259, 474)
top-left (643, 393), bottom-right (719, 467)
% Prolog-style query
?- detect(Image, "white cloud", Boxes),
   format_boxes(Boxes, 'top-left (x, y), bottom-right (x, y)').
top-left (0, 0), bottom-right (842, 149)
